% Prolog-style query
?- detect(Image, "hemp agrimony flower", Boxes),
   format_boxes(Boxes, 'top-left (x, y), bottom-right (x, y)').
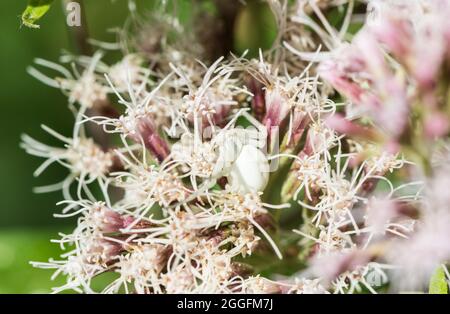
top-left (23, 0), bottom-right (450, 294)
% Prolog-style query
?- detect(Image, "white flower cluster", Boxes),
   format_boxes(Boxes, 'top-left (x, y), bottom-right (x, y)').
top-left (23, 0), bottom-right (450, 293)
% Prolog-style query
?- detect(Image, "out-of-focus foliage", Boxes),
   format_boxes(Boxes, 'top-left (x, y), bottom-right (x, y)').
top-left (234, 0), bottom-right (276, 57)
top-left (0, 230), bottom-right (63, 293)
top-left (0, 230), bottom-right (118, 293)
top-left (429, 267), bottom-right (449, 294)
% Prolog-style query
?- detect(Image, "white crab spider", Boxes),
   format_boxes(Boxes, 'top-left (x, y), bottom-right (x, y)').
top-left (211, 111), bottom-right (270, 193)
top-left (169, 109), bottom-right (270, 193)
top-left (228, 144), bottom-right (270, 193)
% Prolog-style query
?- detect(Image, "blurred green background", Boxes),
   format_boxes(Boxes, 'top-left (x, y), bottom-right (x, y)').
top-left (0, 0), bottom-right (275, 293)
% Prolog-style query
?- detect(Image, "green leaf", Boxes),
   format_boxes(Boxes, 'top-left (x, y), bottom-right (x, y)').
top-left (429, 266), bottom-right (449, 294)
top-left (21, 0), bottom-right (54, 29)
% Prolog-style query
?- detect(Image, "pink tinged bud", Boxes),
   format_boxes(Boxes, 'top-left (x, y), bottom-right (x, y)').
top-left (90, 205), bottom-right (125, 233)
top-left (122, 216), bottom-right (135, 228)
top-left (371, 17), bottom-right (412, 61)
top-left (85, 238), bottom-right (123, 264)
top-left (248, 78), bottom-right (266, 121)
top-left (373, 80), bottom-right (409, 138)
top-left (262, 88), bottom-right (290, 129)
top-left (213, 104), bottom-right (231, 127)
top-left (413, 65), bottom-right (438, 91)
top-left (348, 154), bottom-right (362, 168)
top-left (203, 229), bottom-right (227, 246)
top-left (325, 114), bottom-right (373, 139)
top-left (354, 32), bottom-right (388, 79)
top-left (384, 140), bottom-right (400, 155)
top-left (288, 111), bottom-right (308, 147)
top-left (424, 113), bottom-right (450, 139)
top-left (413, 40), bottom-right (445, 90)
top-left (146, 133), bottom-right (170, 162)
top-left (136, 118), bottom-right (170, 163)
top-left (299, 134), bottom-right (313, 157)
top-left (300, 127), bottom-right (331, 158)
top-left (318, 60), bottom-right (365, 104)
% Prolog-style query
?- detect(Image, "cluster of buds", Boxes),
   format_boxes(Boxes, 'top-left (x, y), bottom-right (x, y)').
top-left (23, 0), bottom-right (450, 293)
top-left (319, 1), bottom-right (450, 159)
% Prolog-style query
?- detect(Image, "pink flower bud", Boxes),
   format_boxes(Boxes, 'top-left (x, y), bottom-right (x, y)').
top-left (262, 88), bottom-right (290, 130)
top-left (247, 78), bottom-right (266, 121)
top-left (213, 104), bottom-right (232, 127)
top-left (318, 59), bottom-right (365, 105)
top-left (136, 118), bottom-right (170, 162)
top-left (384, 140), bottom-right (400, 155)
top-left (371, 17), bottom-right (412, 61)
top-left (88, 204), bottom-right (125, 233)
top-left (325, 114), bottom-right (373, 139)
top-left (85, 237), bottom-right (123, 265)
top-left (424, 113), bottom-right (450, 139)
top-left (288, 111), bottom-right (308, 147)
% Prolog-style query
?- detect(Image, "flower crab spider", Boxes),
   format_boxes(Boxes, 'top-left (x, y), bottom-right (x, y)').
top-left (170, 109), bottom-right (270, 193)
top-left (211, 111), bottom-right (270, 193)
